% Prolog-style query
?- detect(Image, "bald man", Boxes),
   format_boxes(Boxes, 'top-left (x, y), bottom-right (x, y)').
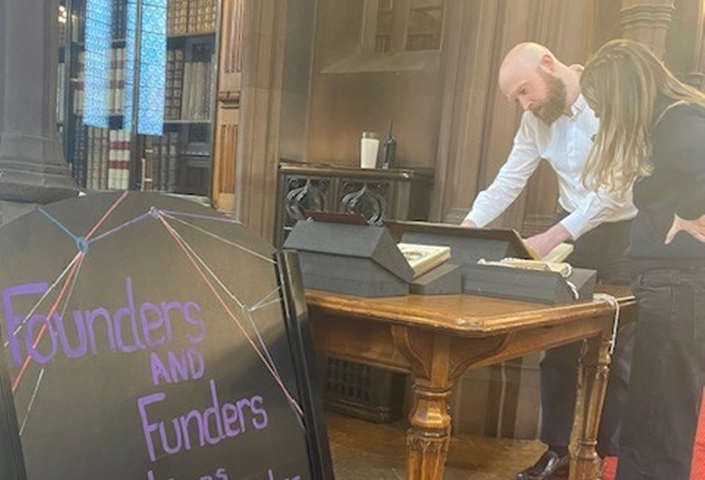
top-left (462, 43), bottom-right (637, 480)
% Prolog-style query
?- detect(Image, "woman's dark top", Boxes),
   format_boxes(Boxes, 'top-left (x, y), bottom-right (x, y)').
top-left (628, 102), bottom-right (705, 272)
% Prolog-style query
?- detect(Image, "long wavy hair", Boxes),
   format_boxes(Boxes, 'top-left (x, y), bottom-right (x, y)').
top-left (580, 39), bottom-right (705, 193)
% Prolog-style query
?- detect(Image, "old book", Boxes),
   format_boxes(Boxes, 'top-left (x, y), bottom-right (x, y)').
top-left (479, 258), bottom-right (572, 277)
top-left (523, 241), bottom-right (574, 263)
top-left (398, 242), bottom-right (451, 279)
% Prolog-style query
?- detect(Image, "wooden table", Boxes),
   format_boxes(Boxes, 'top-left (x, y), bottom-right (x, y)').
top-left (305, 287), bottom-right (636, 480)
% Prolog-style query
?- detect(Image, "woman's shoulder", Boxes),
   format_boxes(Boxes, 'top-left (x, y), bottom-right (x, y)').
top-left (652, 101), bottom-right (705, 156)
top-left (654, 101), bottom-right (705, 136)
top-left (656, 100), bottom-right (705, 125)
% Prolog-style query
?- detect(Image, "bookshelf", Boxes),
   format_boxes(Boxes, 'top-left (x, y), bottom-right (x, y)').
top-left (57, 0), bottom-right (219, 198)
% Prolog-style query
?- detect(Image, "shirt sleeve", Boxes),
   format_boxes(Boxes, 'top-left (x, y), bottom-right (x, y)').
top-left (652, 106), bottom-right (705, 220)
top-left (463, 114), bottom-right (542, 226)
top-left (559, 186), bottom-right (633, 239)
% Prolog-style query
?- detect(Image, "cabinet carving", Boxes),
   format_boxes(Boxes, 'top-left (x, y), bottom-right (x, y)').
top-left (275, 160), bottom-right (433, 247)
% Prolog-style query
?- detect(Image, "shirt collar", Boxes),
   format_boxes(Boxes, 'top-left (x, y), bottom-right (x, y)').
top-left (570, 94), bottom-right (588, 117)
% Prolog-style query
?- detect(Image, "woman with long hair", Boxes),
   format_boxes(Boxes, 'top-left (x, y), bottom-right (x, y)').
top-left (581, 39), bottom-right (705, 480)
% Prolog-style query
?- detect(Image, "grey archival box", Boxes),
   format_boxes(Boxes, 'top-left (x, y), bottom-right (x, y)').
top-left (284, 220), bottom-right (414, 297)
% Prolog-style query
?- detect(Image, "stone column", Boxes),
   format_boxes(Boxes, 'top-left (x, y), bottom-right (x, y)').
top-left (0, 0), bottom-right (78, 226)
top-left (621, 0), bottom-right (676, 58)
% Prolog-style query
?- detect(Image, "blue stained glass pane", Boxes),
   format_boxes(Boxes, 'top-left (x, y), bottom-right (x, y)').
top-left (141, 5), bottom-right (166, 34)
top-left (123, 0), bottom-right (138, 132)
top-left (84, 0), bottom-right (113, 127)
top-left (137, 1), bottom-right (166, 135)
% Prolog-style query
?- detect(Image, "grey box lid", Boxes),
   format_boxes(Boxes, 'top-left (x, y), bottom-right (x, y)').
top-left (284, 220), bottom-right (415, 282)
top-left (463, 264), bottom-right (597, 304)
top-left (384, 220), bottom-right (535, 264)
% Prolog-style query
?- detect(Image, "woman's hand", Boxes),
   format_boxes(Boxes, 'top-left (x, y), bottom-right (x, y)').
top-left (665, 214), bottom-right (705, 244)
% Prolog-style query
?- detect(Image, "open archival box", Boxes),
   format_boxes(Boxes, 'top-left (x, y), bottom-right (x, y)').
top-left (397, 242), bottom-right (451, 278)
top-left (386, 220), bottom-right (595, 304)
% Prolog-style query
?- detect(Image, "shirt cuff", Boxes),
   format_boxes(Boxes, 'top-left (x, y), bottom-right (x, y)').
top-left (559, 211), bottom-right (591, 240)
top-left (463, 210), bottom-right (491, 227)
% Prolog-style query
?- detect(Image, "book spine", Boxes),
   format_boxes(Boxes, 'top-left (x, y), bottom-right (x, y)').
top-left (72, 117), bottom-right (87, 188)
top-left (118, 47), bottom-right (125, 115)
top-left (101, 128), bottom-right (110, 190)
top-left (159, 136), bottom-right (169, 192)
top-left (86, 127), bottom-right (95, 189)
top-left (153, 137), bottom-right (163, 192)
top-left (182, 59), bottom-right (192, 120)
top-left (121, 130), bottom-right (131, 190)
top-left (74, 51), bottom-right (85, 115)
top-left (142, 136), bottom-right (154, 192)
top-left (108, 129), bottom-right (117, 190)
top-left (164, 49), bottom-right (174, 119)
top-left (173, 48), bottom-right (184, 119)
top-left (167, 132), bottom-right (179, 193)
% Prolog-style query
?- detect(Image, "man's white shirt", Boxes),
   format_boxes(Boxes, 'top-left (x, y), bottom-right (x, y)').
top-left (464, 94), bottom-right (637, 239)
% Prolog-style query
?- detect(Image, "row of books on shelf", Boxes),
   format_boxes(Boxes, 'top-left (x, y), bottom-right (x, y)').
top-left (178, 46), bottom-right (214, 121)
top-left (68, 0), bottom-right (213, 43)
top-left (168, 0), bottom-right (218, 35)
top-left (69, 123), bottom-right (131, 191)
top-left (62, 0), bottom-right (217, 49)
top-left (68, 118), bottom-right (185, 194)
top-left (67, 47), bottom-right (212, 122)
top-left (143, 133), bottom-right (180, 193)
top-left (165, 46), bottom-right (214, 121)
top-left (70, 50), bottom-right (125, 116)
top-left (64, 0), bottom-right (126, 44)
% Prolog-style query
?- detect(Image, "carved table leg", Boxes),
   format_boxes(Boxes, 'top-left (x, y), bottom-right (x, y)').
top-left (569, 333), bottom-right (612, 480)
top-left (406, 384), bottom-right (452, 480)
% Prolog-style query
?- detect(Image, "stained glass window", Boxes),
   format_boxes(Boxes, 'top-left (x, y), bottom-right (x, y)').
top-left (123, 0), bottom-right (167, 135)
top-left (84, 0), bottom-right (113, 127)
top-left (123, 0), bottom-right (137, 131)
top-left (137, 0), bottom-right (167, 134)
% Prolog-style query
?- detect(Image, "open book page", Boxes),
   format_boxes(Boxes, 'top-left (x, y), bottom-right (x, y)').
top-left (542, 242), bottom-right (574, 263)
top-left (397, 242), bottom-right (451, 278)
top-left (478, 258), bottom-right (572, 277)
top-left (485, 241), bottom-right (575, 277)
top-left (522, 241), bottom-right (574, 263)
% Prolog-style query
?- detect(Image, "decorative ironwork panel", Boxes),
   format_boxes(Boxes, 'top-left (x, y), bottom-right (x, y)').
top-left (339, 180), bottom-right (390, 225)
top-left (284, 177), bottom-right (332, 228)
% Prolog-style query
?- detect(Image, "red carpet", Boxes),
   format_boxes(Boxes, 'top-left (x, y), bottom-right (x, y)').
top-left (601, 398), bottom-right (705, 479)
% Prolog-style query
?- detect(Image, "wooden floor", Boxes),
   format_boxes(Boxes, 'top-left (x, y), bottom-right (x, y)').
top-left (326, 412), bottom-right (545, 480)
top-left (328, 407), bottom-right (705, 480)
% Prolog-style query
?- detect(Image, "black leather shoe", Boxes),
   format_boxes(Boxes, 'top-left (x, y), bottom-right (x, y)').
top-left (516, 450), bottom-right (569, 480)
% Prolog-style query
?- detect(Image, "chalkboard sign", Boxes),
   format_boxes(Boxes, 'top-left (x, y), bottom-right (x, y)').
top-left (0, 192), bottom-right (333, 480)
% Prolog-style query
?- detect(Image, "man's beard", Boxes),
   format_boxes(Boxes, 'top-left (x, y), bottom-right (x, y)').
top-left (533, 71), bottom-right (568, 125)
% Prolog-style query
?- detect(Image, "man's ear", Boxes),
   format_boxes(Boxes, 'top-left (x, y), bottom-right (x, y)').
top-left (539, 53), bottom-right (555, 72)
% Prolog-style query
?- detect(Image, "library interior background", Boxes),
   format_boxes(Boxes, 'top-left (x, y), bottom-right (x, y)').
top-left (2, 1), bottom-right (705, 479)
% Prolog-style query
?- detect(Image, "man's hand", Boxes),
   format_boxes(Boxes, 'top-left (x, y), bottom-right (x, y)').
top-left (525, 223), bottom-right (571, 258)
top-left (665, 214), bottom-right (705, 244)
top-left (461, 219), bottom-right (477, 228)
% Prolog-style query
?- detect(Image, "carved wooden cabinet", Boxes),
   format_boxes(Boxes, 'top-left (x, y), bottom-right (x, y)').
top-left (274, 159), bottom-right (434, 247)
top-left (275, 159), bottom-right (433, 422)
